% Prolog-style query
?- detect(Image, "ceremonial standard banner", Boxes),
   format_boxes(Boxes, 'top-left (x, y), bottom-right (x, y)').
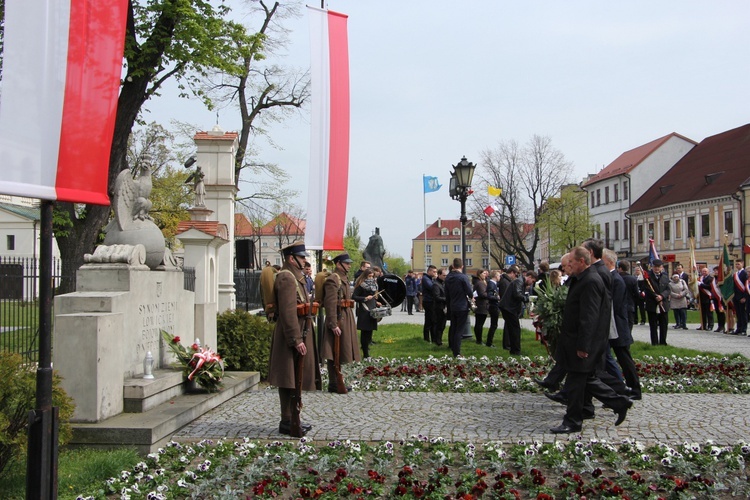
top-left (0, 0), bottom-right (128, 204)
top-left (306, 6), bottom-right (350, 251)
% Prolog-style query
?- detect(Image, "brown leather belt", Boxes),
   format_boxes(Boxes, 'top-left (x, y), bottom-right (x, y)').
top-left (296, 302), bottom-right (320, 317)
top-left (338, 299), bottom-right (355, 308)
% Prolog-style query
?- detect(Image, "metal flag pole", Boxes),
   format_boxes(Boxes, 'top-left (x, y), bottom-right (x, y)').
top-left (423, 174), bottom-right (427, 270)
top-left (26, 199), bottom-right (59, 499)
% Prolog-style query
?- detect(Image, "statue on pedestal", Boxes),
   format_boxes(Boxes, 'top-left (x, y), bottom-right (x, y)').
top-left (185, 166), bottom-right (206, 207)
top-left (363, 227), bottom-right (386, 270)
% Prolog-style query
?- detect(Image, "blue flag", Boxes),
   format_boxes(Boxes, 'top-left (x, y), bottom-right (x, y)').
top-left (423, 175), bottom-right (442, 193)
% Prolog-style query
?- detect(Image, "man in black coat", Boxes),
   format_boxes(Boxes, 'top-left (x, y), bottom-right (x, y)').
top-left (444, 258), bottom-right (473, 357)
top-left (421, 265), bottom-right (437, 342)
top-left (499, 265), bottom-right (532, 355)
top-left (432, 269), bottom-right (448, 345)
top-left (617, 260), bottom-right (640, 332)
top-left (604, 250), bottom-right (641, 400)
top-left (497, 269), bottom-right (513, 350)
top-left (644, 259), bottom-right (671, 345)
top-left (697, 267), bottom-right (714, 330)
top-left (550, 246), bottom-right (632, 434)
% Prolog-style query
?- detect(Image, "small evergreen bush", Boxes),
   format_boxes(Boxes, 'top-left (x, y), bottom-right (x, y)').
top-left (216, 309), bottom-right (273, 379)
top-left (0, 352), bottom-right (75, 476)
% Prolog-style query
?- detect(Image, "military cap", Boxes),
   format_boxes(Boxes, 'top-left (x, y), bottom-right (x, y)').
top-left (333, 252), bottom-right (353, 264)
top-left (651, 259), bottom-right (663, 267)
top-left (281, 240), bottom-right (308, 257)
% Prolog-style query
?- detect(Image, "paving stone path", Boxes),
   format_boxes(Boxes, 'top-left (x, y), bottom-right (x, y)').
top-left (174, 310), bottom-right (750, 445)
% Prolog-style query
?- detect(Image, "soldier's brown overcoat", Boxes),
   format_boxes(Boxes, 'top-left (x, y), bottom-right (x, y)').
top-left (267, 262), bottom-right (321, 390)
top-left (320, 268), bottom-right (361, 363)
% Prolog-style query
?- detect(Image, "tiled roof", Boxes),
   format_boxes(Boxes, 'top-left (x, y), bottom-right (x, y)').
top-left (628, 123), bottom-right (750, 213)
top-left (193, 131), bottom-right (239, 141)
top-left (414, 219), bottom-right (486, 240)
top-left (582, 133), bottom-right (696, 187)
top-left (235, 213), bottom-right (255, 237)
top-left (176, 221), bottom-right (229, 240)
top-left (257, 213), bottom-right (306, 236)
top-left (0, 202), bottom-right (40, 221)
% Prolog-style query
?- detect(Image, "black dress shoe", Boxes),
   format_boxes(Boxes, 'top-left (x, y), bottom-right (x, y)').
top-left (534, 378), bottom-right (558, 391)
top-left (614, 400), bottom-right (633, 426)
top-left (279, 420), bottom-right (312, 435)
top-left (328, 385), bottom-right (353, 393)
top-left (544, 391), bottom-right (568, 405)
top-left (550, 424), bottom-right (581, 434)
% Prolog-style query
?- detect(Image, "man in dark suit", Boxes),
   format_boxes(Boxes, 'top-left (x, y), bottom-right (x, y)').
top-left (499, 265), bottom-right (532, 355)
top-left (444, 258), bottom-right (473, 357)
top-left (644, 259), bottom-right (671, 345)
top-left (618, 260), bottom-right (640, 332)
top-left (697, 266), bottom-right (714, 330)
top-left (604, 250), bottom-right (641, 400)
top-left (732, 261), bottom-right (749, 335)
top-left (421, 265), bottom-right (437, 342)
top-left (550, 246), bottom-right (632, 434)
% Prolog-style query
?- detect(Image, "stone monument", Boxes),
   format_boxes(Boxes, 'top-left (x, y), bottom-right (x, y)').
top-left (363, 227), bottom-right (386, 270)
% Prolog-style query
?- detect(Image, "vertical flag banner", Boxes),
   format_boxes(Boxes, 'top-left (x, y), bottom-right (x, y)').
top-left (688, 236), bottom-right (699, 299)
top-left (0, 0), bottom-right (128, 205)
top-left (648, 239), bottom-right (660, 268)
top-left (488, 185), bottom-right (502, 197)
top-left (423, 175), bottom-right (441, 193)
top-left (719, 241), bottom-right (734, 302)
top-left (306, 6), bottom-right (350, 251)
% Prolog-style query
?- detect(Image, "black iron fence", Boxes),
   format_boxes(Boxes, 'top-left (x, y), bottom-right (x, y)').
top-left (0, 256), bottom-right (72, 362)
top-left (235, 269), bottom-right (263, 311)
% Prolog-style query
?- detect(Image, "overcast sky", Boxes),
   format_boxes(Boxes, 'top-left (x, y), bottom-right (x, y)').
top-left (147, 1), bottom-right (750, 262)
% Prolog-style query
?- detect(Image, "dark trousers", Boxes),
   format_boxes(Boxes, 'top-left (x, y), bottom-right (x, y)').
top-left (672, 308), bottom-right (687, 329)
top-left (423, 302), bottom-right (434, 341)
top-left (360, 330), bottom-right (373, 358)
top-left (433, 307), bottom-right (447, 345)
top-left (700, 299), bottom-right (713, 329)
top-left (734, 297), bottom-right (748, 333)
top-left (474, 313), bottom-right (487, 344)
top-left (278, 387), bottom-right (293, 421)
top-left (500, 309), bottom-right (521, 354)
top-left (611, 344), bottom-right (641, 397)
top-left (448, 309), bottom-right (469, 356)
top-left (406, 295), bottom-right (415, 314)
top-left (647, 310), bottom-right (668, 345)
top-left (716, 309), bottom-right (726, 331)
top-left (636, 299), bottom-right (646, 324)
top-left (486, 306), bottom-right (499, 346)
top-left (562, 371), bottom-right (630, 429)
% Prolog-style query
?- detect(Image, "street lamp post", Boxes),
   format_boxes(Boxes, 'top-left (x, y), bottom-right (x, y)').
top-left (449, 156), bottom-right (476, 273)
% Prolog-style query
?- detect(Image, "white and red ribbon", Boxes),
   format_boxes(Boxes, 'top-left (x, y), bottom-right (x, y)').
top-left (0, 0), bottom-right (127, 204)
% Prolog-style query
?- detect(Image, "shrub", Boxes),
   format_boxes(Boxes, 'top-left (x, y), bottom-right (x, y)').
top-left (0, 352), bottom-right (75, 476)
top-left (217, 309), bottom-right (273, 379)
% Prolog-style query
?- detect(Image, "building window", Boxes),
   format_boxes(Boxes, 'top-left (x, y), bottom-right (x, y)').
top-left (623, 219), bottom-right (628, 240)
top-left (441, 228), bottom-right (449, 236)
top-left (614, 184), bottom-right (619, 202)
top-left (274, 241), bottom-right (280, 248)
top-left (6, 235), bottom-right (15, 250)
top-left (425, 244), bottom-right (432, 253)
top-left (465, 258), bottom-right (472, 267)
top-left (701, 214), bottom-right (710, 237)
top-left (605, 186), bottom-right (610, 204)
top-left (675, 219), bottom-right (682, 239)
top-left (425, 257), bottom-right (432, 266)
top-left (262, 242), bottom-right (268, 247)
top-left (614, 221), bottom-right (619, 240)
top-left (648, 223), bottom-right (654, 240)
top-left (623, 181), bottom-right (629, 200)
top-left (688, 216), bottom-right (696, 238)
top-left (466, 228), bottom-right (472, 235)
top-left (725, 211), bottom-right (734, 234)
top-left (596, 189), bottom-right (601, 206)
top-left (452, 228), bottom-right (460, 236)
top-left (453, 244), bottom-right (460, 253)
top-left (441, 244), bottom-right (448, 253)
top-left (605, 222), bottom-right (610, 243)
top-left (482, 257), bottom-right (489, 268)
top-left (441, 258), bottom-right (449, 267)
top-left (590, 192), bottom-right (595, 208)
top-left (663, 220), bottom-right (670, 241)
top-left (637, 225), bottom-right (644, 244)
top-left (274, 257), bottom-right (280, 266)
top-left (466, 244), bottom-right (472, 253)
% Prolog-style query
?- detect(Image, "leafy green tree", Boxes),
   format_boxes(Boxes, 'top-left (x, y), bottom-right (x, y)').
top-left (344, 217), bottom-right (363, 263)
top-left (537, 183), bottom-right (595, 259)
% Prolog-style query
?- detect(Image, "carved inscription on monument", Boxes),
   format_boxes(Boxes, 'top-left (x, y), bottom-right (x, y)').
top-left (137, 301), bottom-right (177, 359)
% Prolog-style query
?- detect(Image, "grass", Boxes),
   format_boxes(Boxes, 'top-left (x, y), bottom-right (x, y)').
top-left (0, 323), bottom-right (741, 498)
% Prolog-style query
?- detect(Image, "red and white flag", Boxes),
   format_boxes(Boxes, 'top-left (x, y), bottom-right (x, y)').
top-left (306, 6), bottom-right (350, 251)
top-left (0, 0), bottom-right (127, 205)
top-left (483, 205), bottom-right (496, 216)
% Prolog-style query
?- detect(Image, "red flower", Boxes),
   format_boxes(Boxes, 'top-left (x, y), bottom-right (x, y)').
top-left (172, 336), bottom-right (180, 343)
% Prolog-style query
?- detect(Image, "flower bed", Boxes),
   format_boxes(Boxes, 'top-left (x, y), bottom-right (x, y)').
top-left (344, 354), bottom-right (750, 395)
top-left (82, 436), bottom-right (750, 499)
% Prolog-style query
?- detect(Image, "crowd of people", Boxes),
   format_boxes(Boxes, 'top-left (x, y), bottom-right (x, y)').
top-left (265, 238), bottom-right (750, 437)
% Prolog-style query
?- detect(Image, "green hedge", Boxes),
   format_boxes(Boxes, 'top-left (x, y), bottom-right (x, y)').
top-left (216, 310), bottom-right (273, 379)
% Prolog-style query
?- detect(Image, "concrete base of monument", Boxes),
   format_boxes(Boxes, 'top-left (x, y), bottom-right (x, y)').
top-left (69, 371), bottom-right (260, 454)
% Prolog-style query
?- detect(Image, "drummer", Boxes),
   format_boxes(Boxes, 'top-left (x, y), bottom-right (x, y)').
top-left (352, 268), bottom-right (382, 358)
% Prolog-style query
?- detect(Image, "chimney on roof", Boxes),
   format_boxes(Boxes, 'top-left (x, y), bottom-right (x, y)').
top-left (437, 218), bottom-right (441, 227)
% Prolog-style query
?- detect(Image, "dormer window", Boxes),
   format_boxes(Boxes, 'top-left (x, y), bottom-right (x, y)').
top-left (441, 228), bottom-right (449, 236)
top-left (452, 228), bottom-right (460, 236)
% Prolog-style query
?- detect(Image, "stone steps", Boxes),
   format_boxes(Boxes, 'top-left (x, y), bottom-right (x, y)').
top-left (69, 371), bottom-right (259, 454)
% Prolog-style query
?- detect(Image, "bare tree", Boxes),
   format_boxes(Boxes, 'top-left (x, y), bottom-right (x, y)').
top-left (475, 135), bottom-right (572, 269)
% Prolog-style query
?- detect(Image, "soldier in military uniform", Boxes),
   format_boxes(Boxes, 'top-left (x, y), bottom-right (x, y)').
top-left (267, 241), bottom-right (321, 435)
top-left (321, 252), bottom-right (360, 392)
